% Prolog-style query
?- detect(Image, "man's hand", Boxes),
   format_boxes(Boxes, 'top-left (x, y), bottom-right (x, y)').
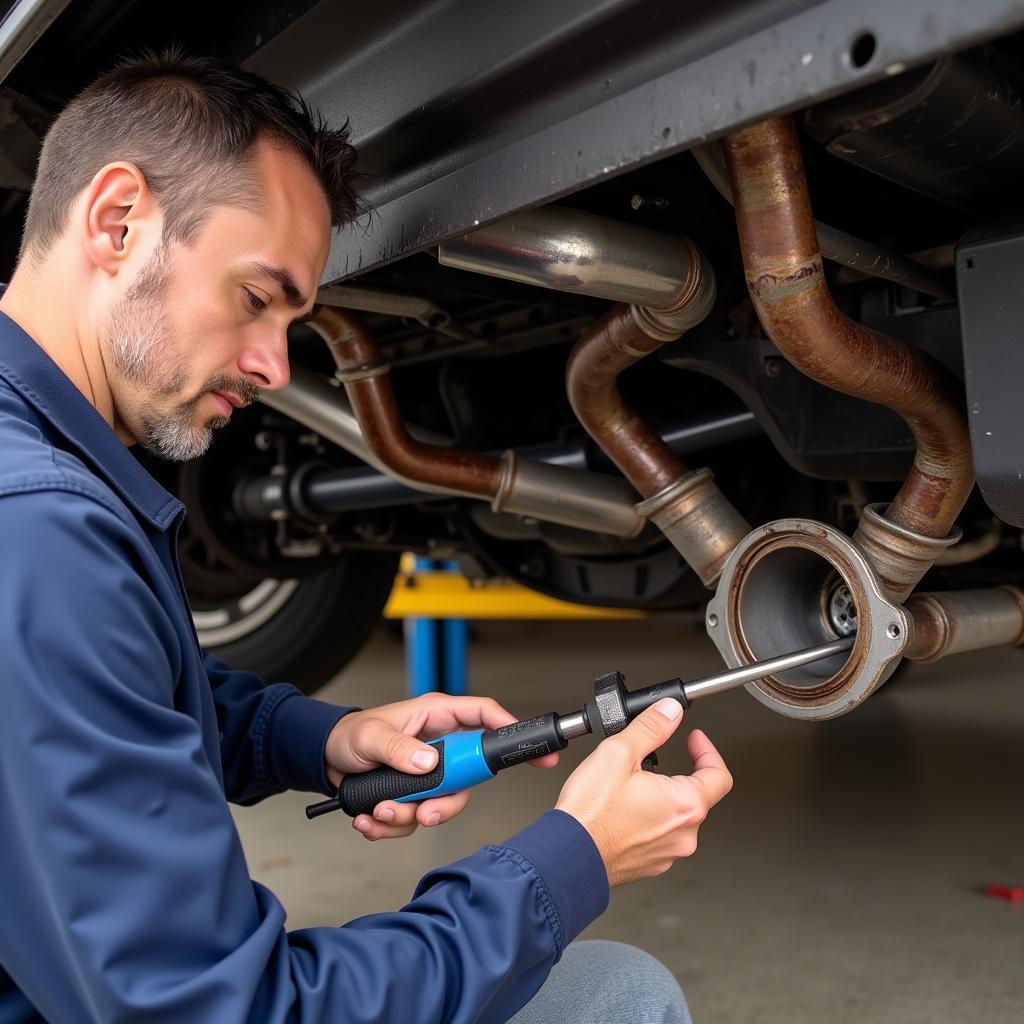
top-left (555, 698), bottom-right (732, 886)
top-left (325, 693), bottom-right (560, 841)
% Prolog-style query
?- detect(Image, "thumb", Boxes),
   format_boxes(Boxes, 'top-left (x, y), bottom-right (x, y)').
top-left (356, 718), bottom-right (440, 774)
top-left (615, 698), bottom-right (684, 765)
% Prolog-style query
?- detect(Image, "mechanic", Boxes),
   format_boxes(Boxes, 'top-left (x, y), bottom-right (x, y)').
top-left (0, 52), bottom-right (733, 1023)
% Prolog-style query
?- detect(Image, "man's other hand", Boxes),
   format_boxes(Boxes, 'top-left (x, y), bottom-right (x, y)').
top-left (555, 698), bottom-right (733, 886)
top-left (325, 693), bottom-right (560, 841)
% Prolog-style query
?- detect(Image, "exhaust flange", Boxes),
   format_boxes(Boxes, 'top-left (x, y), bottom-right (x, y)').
top-left (705, 517), bottom-right (909, 720)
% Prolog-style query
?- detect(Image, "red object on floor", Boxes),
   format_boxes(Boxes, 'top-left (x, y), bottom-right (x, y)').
top-left (985, 884), bottom-right (1024, 902)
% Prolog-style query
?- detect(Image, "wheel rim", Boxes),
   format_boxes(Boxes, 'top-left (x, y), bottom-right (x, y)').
top-left (192, 577), bottom-right (300, 647)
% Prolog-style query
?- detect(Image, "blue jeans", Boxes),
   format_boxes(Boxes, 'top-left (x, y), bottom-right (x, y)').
top-left (508, 940), bottom-right (691, 1024)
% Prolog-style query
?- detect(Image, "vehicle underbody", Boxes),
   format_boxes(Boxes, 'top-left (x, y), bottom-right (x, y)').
top-left (6, 0), bottom-right (1024, 704)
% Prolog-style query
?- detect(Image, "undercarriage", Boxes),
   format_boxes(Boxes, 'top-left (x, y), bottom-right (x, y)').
top-left (6, 0), bottom-right (1024, 700)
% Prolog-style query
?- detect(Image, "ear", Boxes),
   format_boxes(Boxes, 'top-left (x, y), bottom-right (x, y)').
top-left (80, 162), bottom-right (159, 276)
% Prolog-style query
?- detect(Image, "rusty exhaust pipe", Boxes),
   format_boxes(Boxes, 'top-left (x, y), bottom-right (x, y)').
top-left (705, 116), bottom-right (982, 720)
top-left (904, 587), bottom-right (1024, 662)
top-left (565, 265), bottom-right (750, 587)
top-left (308, 306), bottom-right (646, 539)
top-left (723, 116), bottom-right (973, 601)
top-left (311, 307), bottom-right (502, 500)
top-left (441, 205), bottom-right (750, 586)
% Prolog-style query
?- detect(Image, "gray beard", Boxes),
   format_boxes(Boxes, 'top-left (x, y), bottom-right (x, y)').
top-left (104, 244), bottom-right (238, 462)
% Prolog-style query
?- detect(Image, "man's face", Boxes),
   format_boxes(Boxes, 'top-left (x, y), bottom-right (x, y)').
top-left (102, 140), bottom-right (331, 461)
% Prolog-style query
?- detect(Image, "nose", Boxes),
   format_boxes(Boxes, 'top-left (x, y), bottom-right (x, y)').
top-left (237, 325), bottom-right (291, 391)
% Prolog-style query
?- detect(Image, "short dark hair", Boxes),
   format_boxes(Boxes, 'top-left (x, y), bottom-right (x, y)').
top-left (20, 48), bottom-right (358, 261)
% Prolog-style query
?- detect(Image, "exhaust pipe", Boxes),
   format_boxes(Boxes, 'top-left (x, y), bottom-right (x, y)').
top-left (703, 116), bottom-right (992, 720)
top-left (566, 301), bottom-right (750, 588)
top-left (723, 116), bottom-right (973, 601)
top-left (240, 397), bottom-right (760, 520)
top-left (439, 206), bottom-right (706, 311)
top-left (305, 306), bottom-right (645, 539)
top-left (441, 206), bottom-right (750, 586)
top-left (903, 587), bottom-right (1024, 663)
top-left (705, 518), bottom-right (911, 720)
top-left (705, 520), bottom-right (1024, 719)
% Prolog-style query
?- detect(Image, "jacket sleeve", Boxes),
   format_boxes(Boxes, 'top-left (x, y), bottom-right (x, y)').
top-left (0, 488), bottom-right (609, 1024)
top-left (202, 651), bottom-right (354, 804)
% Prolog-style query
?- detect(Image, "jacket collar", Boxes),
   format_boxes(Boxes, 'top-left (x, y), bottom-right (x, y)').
top-left (0, 308), bottom-right (182, 531)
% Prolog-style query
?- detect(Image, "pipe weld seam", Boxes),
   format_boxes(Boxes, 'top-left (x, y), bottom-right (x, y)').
top-left (748, 257), bottom-right (823, 301)
top-left (491, 450), bottom-right (517, 513)
top-left (1001, 585), bottom-right (1024, 646)
top-left (334, 359), bottom-right (391, 384)
top-left (616, 337), bottom-right (656, 360)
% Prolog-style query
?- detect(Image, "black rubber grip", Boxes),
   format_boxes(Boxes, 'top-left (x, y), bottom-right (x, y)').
top-left (336, 741), bottom-right (446, 817)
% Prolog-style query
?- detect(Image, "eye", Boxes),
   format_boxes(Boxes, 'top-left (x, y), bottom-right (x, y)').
top-left (244, 288), bottom-right (267, 314)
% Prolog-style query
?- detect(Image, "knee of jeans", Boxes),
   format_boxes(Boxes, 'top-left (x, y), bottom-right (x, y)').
top-left (565, 940), bottom-right (690, 1024)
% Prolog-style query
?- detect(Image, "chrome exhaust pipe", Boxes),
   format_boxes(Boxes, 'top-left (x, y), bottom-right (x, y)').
top-left (439, 206), bottom-right (701, 310)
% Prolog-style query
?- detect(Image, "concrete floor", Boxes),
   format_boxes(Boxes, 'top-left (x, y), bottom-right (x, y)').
top-left (233, 617), bottom-right (1024, 1023)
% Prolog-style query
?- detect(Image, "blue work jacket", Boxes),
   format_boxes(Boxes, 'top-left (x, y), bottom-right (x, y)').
top-left (0, 309), bottom-right (608, 1023)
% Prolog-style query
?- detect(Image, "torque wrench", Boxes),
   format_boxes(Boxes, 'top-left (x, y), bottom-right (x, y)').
top-left (305, 636), bottom-right (854, 819)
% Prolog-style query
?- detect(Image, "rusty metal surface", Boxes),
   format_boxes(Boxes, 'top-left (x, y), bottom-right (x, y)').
top-left (566, 303), bottom-right (688, 498)
top-left (852, 502), bottom-right (961, 602)
top-left (311, 307), bottom-right (503, 500)
top-left (562, 238), bottom-right (747, 582)
top-left (635, 468), bottom-right (750, 587)
top-left (492, 451), bottom-right (645, 539)
top-left (905, 586), bottom-right (1024, 662)
top-left (724, 116), bottom-right (974, 544)
top-left (705, 517), bottom-right (910, 720)
top-left (690, 139), bottom-right (955, 300)
top-left (309, 306), bottom-right (654, 536)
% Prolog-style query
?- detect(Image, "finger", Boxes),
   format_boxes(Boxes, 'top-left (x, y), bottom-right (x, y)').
top-left (372, 801), bottom-right (419, 828)
top-left (414, 693), bottom-right (517, 736)
top-left (415, 789), bottom-right (471, 827)
top-left (351, 717), bottom-right (440, 774)
top-left (352, 814), bottom-right (418, 841)
top-left (684, 729), bottom-right (733, 806)
top-left (613, 698), bottom-right (685, 766)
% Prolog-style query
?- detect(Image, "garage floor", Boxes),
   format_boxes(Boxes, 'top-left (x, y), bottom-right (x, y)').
top-left (232, 616), bottom-right (1024, 1023)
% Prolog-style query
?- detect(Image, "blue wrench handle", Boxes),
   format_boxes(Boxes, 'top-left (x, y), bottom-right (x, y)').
top-left (308, 731), bottom-right (494, 819)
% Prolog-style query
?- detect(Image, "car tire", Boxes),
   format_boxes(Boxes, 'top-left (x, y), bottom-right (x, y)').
top-left (190, 550), bottom-right (400, 695)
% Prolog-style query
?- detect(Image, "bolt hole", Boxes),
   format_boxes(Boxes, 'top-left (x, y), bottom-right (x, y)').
top-left (964, 255), bottom-right (976, 271)
top-left (848, 31), bottom-right (877, 70)
top-left (707, 612), bottom-right (719, 628)
top-left (886, 622), bottom-right (901, 640)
